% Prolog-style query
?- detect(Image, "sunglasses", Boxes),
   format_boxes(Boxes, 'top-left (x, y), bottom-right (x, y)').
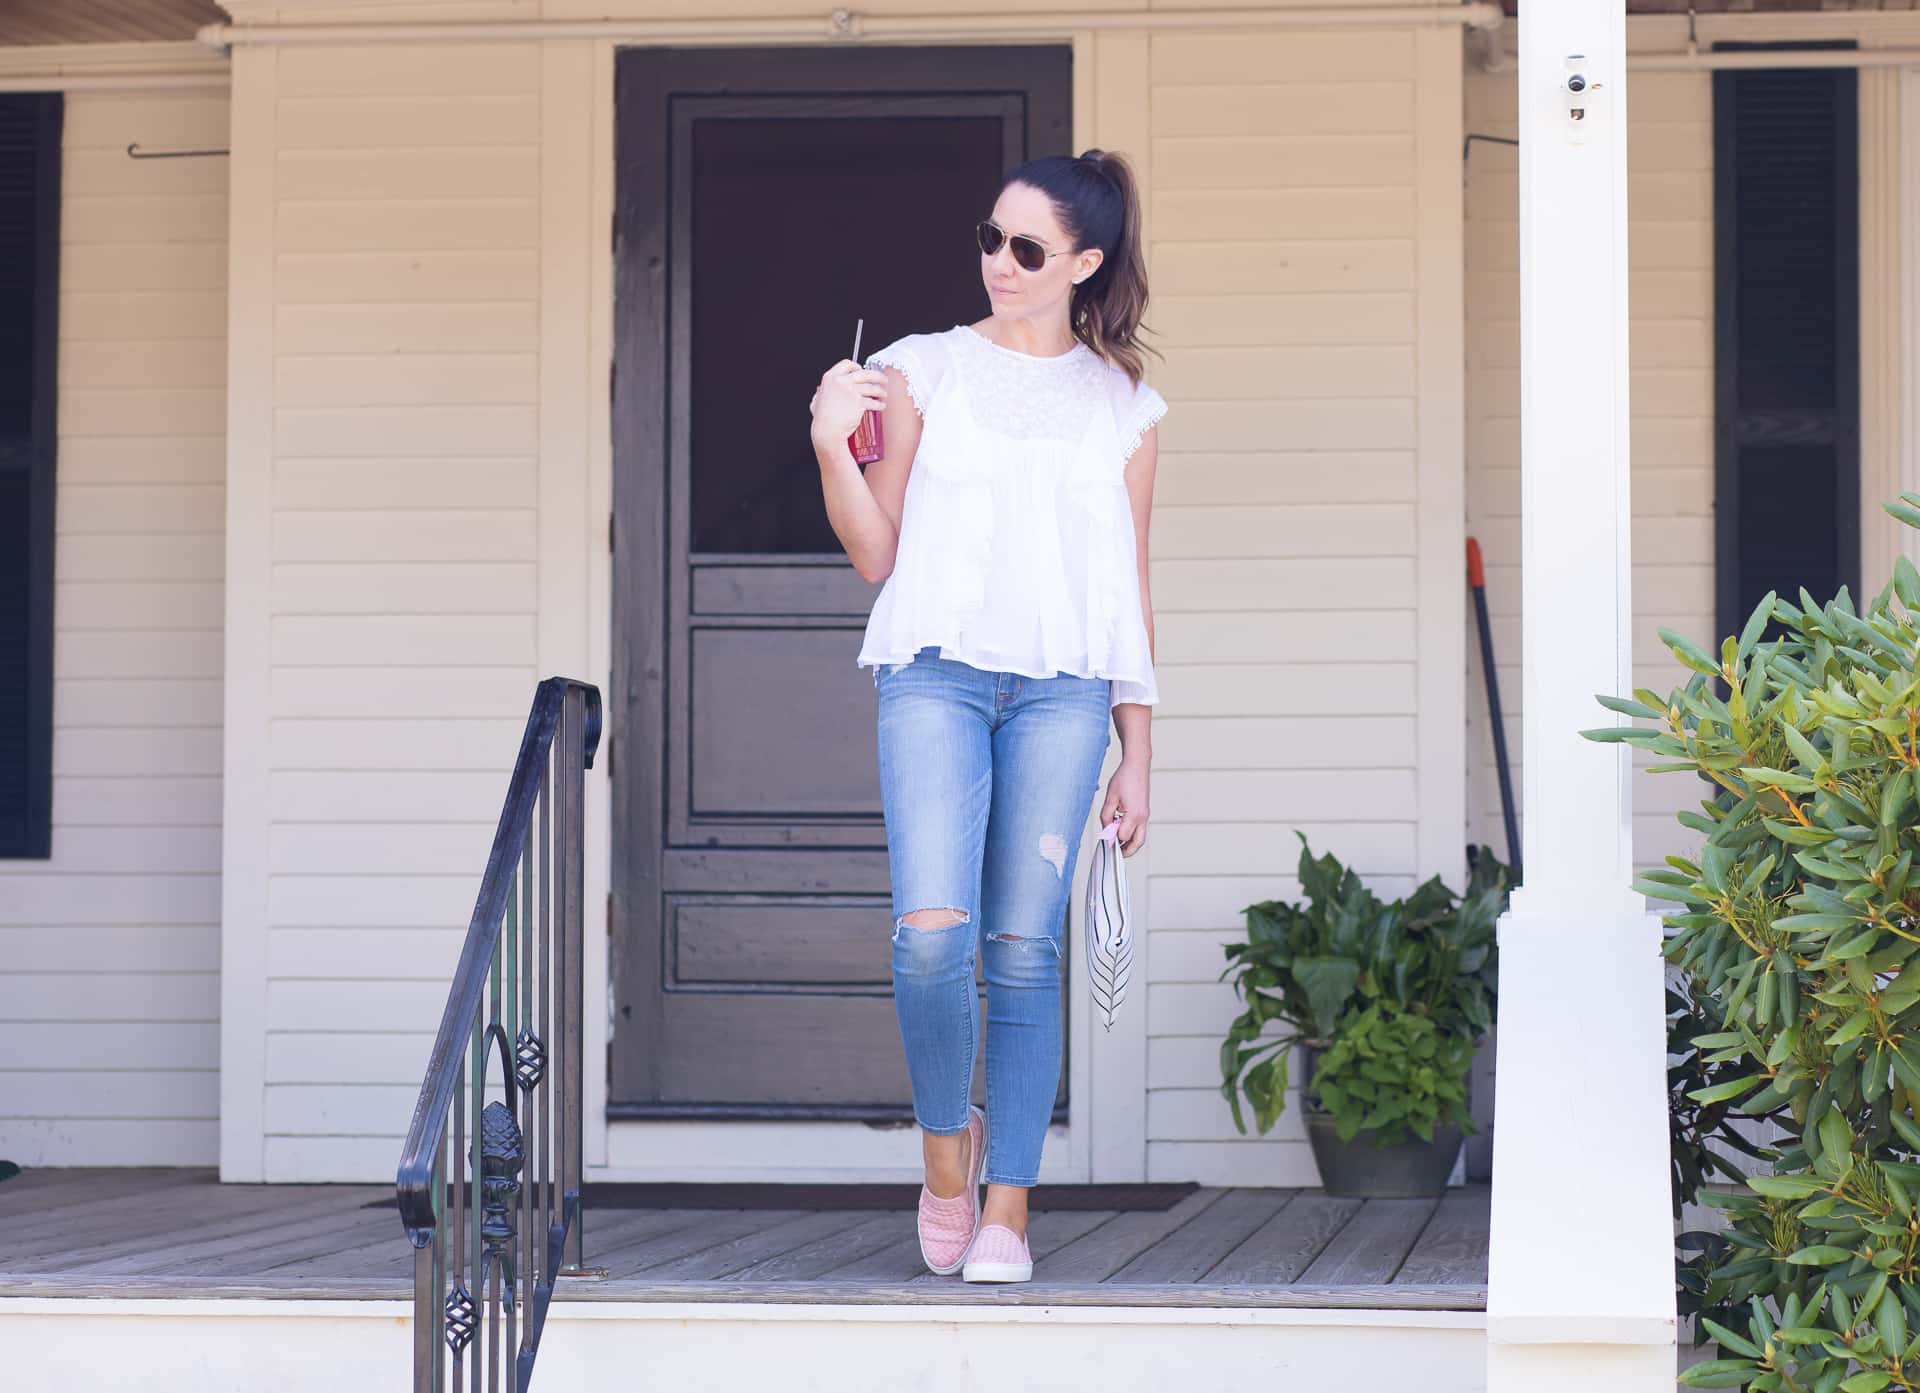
top-left (976, 219), bottom-right (1070, 274)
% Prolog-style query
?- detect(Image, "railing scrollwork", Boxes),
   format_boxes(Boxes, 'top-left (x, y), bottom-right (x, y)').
top-left (394, 677), bottom-right (601, 1391)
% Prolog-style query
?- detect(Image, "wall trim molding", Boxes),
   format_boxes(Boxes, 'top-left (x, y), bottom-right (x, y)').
top-left (1862, 67), bottom-right (1905, 592)
top-left (0, 41), bottom-right (228, 90)
top-left (195, 3), bottom-right (1503, 50)
top-left (217, 42), bottom-right (276, 1183)
top-left (1896, 68), bottom-right (1920, 582)
top-left (1413, 22), bottom-right (1467, 898)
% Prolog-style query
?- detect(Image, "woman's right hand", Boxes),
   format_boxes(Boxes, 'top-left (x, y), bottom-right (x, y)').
top-left (809, 360), bottom-right (889, 445)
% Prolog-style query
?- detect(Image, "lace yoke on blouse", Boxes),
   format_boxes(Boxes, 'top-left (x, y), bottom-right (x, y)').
top-left (856, 322), bottom-right (1168, 708)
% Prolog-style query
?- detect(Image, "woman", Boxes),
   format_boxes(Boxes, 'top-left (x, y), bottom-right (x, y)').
top-left (806, 149), bottom-right (1165, 1284)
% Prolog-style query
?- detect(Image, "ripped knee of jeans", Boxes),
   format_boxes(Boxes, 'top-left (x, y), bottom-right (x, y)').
top-left (987, 929), bottom-right (1063, 960)
top-left (892, 906), bottom-right (970, 944)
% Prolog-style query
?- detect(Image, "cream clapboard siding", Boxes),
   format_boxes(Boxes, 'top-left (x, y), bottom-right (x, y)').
top-left (1141, 26), bottom-right (1462, 1186)
top-left (228, 43), bottom-right (545, 1180)
top-left (1462, 63), bottom-right (1713, 878)
top-left (219, 23), bottom-right (1463, 1185)
top-left (0, 90), bottom-right (229, 1166)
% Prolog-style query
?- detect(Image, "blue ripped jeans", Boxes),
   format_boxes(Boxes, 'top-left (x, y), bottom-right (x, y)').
top-left (874, 644), bottom-right (1113, 1187)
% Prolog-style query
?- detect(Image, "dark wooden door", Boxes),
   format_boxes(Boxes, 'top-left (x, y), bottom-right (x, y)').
top-left (610, 44), bottom-right (1073, 1119)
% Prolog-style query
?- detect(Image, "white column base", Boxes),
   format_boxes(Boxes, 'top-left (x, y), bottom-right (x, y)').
top-left (1485, 904), bottom-right (1675, 1386)
top-left (1489, 1341), bottom-right (1677, 1393)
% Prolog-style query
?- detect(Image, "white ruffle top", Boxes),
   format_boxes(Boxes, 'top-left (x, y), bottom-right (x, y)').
top-left (857, 322), bottom-right (1167, 708)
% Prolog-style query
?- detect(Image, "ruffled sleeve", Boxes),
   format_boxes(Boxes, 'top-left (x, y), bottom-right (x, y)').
top-left (864, 332), bottom-right (949, 419)
top-left (1119, 379), bottom-right (1168, 463)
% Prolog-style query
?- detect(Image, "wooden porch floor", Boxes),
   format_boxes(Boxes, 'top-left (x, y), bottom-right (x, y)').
top-left (0, 1168), bottom-right (1487, 1310)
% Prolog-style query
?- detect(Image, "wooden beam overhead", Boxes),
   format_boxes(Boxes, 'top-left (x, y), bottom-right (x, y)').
top-left (0, 0), bottom-right (226, 47)
top-left (1507, 0), bottom-right (1920, 11)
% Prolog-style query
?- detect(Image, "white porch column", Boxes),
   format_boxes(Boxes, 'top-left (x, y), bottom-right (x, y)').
top-left (1485, 1), bottom-right (1676, 1389)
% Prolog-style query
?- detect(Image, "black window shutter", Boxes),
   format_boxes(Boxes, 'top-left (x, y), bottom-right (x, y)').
top-left (1714, 58), bottom-right (1859, 645)
top-left (0, 94), bottom-right (60, 860)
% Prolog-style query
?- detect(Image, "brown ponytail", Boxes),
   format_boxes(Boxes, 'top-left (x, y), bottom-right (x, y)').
top-left (999, 148), bottom-right (1161, 389)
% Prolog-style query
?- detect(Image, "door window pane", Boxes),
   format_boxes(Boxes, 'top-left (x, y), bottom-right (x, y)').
top-left (690, 113), bottom-right (1004, 553)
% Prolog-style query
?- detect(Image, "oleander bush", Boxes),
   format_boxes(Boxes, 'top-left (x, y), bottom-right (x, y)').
top-left (1669, 974), bottom-right (1791, 1346)
top-left (1586, 500), bottom-right (1920, 1391)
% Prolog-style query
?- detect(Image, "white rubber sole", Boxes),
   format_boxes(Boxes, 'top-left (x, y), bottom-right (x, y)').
top-left (961, 1258), bottom-right (1033, 1283)
top-left (918, 1106), bottom-right (987, 1276)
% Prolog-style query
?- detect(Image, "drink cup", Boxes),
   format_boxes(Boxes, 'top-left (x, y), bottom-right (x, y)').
top-left (849, 405), bottom-right (885, 465)
top-left (846, 316), bottom-right (885, 464)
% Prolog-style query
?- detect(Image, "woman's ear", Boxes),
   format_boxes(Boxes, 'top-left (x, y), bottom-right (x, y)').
top-left (1073, 247), bottom-right (1104, 286)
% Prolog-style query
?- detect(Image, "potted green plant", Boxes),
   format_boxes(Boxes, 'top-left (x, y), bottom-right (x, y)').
top-left (1216, 834), bottom-right (1509, 1197)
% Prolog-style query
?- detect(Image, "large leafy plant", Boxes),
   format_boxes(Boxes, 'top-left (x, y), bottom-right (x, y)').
top-left (1216, 834), bottom-right (1507, 1138)
top-left (1587, 503), bottom-right (1920, 1391)
top-left (1309, 999), bottom-right (1476, 1147)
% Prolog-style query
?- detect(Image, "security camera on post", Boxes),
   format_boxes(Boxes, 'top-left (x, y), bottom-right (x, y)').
top-left (1564, 54), bottom-right (1602, 144)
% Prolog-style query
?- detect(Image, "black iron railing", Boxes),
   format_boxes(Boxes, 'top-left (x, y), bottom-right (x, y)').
top-left (395, 678), bottom-right (601, 1392)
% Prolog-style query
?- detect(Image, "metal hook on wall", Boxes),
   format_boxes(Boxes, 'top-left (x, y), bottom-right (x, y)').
top-left (126, 142), bottom-right (230, 160)
top-left (1462, 133), bottom-right (1520, 162)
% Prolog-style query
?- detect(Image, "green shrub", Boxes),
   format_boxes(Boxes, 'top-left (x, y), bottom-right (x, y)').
top-left (1587, 501), bottom-right (1920, 1390)
top-left (1668, 975), bottom-right (1788, 1347)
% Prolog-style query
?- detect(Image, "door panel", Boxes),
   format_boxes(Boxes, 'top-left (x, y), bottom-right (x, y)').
top-left (610, 45), bottom-right (1074, 1119)
top-left (670, 896), bottom-right (891, 987)
top-left (689, 560), bottom-right (879, 617)
top-left (688, 627), bottom-right (877, 819)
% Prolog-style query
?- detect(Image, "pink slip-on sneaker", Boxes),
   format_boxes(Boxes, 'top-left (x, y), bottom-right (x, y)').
top-left (962, 1222), bottom-right (1032, 1283)
top-left (917, 1104), bottom-right (987, 1275)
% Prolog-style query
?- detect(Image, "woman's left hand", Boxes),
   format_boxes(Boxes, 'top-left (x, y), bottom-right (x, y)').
top-left (1100, 758), bottom-right (1150, 857)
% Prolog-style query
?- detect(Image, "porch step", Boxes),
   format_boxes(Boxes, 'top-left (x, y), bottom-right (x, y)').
top-left (6, 1294), bottom-right (1488, 1393)
top-left (1, 1170), bottom-right (1491, 1389)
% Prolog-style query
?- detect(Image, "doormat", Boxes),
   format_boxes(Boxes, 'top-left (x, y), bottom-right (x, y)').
top-left (367, 1181), bottom-right (1198, 1213)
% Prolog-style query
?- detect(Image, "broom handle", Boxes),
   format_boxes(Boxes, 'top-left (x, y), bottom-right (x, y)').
top-left (1468, 537), bottom-right (1521, 877)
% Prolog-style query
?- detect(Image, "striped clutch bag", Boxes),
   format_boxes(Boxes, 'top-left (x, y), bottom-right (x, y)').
top-left (1085, 818), bottom-right (1133, 1032)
